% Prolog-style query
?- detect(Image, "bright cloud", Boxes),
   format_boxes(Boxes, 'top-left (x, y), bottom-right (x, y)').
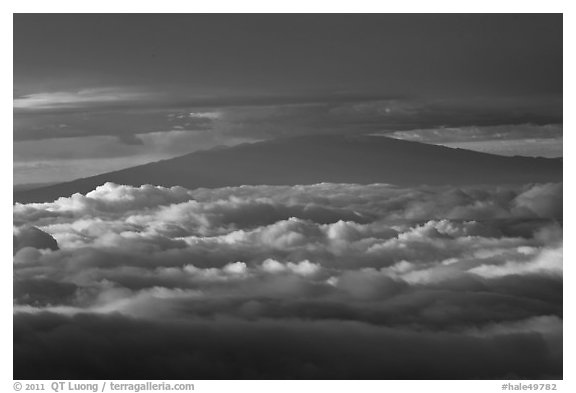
top-left (13, 88), bottom-right (147, 110)
top-left (13, 181), bottom-right (563, 379)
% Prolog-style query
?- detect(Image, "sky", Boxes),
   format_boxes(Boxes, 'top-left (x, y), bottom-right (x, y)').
top-left (13, 14), bottom-right (563, 184)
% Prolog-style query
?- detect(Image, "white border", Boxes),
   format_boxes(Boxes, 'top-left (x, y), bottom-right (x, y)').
top-left (3, 3), bottom-right (572, 392)
top-left (3, 0), bottom-right (570, 14)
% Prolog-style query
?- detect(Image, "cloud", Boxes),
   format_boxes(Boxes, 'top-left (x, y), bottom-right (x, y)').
top-left (14, 312), bottom-right (561, 380)
top-left (14, 93), bottom-right (561, 147)
top-left (13, 88), bottom-right (147, 110)
top-left (14, 95), bottom-right (218, 142)
top-left (14, 130), bottom-right (258, 186)
top-left (116, 133), bottom-right (144, 145)
top-left (469, 246), bottom-right (562, 279)
top-left (186, 111), bottom-right (222, 120)
top-left (513, 183), bottom-right (563, 218)
top-left (14, 95), bottom-right (563, 184)
top-left (13, 181), bottom-right (563, 379)
top-left (387, 124), bottom-right (562, 143)
top-left (384, 124), bottom-right (562, 157)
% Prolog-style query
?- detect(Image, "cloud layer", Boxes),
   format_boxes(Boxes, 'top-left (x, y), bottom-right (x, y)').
top-left (14, 91), bottom-right (562, 185)
top-left (13, 182), bottom-right (563, 379)
top-left (385, 124), bottom-right (562, 158)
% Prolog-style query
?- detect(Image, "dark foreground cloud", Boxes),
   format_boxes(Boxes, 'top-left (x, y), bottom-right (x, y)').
top-left (14, 312), bottom-right (561, 380)
top-left (13, 182), bottom-right (562, 379)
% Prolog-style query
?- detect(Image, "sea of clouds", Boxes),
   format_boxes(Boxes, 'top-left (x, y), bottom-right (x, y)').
top-left (13, 182), bottom-right (562, 379)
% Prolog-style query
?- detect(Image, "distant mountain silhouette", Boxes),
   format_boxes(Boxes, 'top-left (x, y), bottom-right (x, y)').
top-left (14, 135), bottom-right (562, 203)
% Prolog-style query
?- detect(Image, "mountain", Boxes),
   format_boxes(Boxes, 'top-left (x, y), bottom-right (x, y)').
top-left (14, 134), bottom-right (562, 203)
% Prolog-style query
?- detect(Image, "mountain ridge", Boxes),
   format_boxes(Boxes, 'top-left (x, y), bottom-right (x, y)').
top-left (14, 134), bottom-right (562, 203)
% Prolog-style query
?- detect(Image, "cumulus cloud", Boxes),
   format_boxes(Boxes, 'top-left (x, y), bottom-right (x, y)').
top-left (13, 181), bottom-right (562, 379)
top-left (469, 246), bottom-right (562, 279)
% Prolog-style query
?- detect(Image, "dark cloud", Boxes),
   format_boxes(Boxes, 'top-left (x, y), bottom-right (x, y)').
top-left (116, 133), bottom-right (144, 146)
top-left (13, 104), bottom-right (216, 142)
top-left (14, 312), bottom-right (561, 380)
top-left (213, 96), bottom-right (562, 141)
top-left (14, 95), bottom-right (562, 144)
top-left (14, 279), bottom-right (78, 307)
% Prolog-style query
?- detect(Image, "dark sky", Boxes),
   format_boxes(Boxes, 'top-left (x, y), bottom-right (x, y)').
top-left (15, 14), bottom-right (562, 96)
top-left (13, 14), bottom-right (563, 184)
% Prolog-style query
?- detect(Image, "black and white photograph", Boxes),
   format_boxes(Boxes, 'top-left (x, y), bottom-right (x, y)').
top-left (12, 11), bottom-right (564, 383)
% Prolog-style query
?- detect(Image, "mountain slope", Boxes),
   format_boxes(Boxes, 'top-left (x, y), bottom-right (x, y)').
top-left (14, 135), bottom-right (562, 203)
